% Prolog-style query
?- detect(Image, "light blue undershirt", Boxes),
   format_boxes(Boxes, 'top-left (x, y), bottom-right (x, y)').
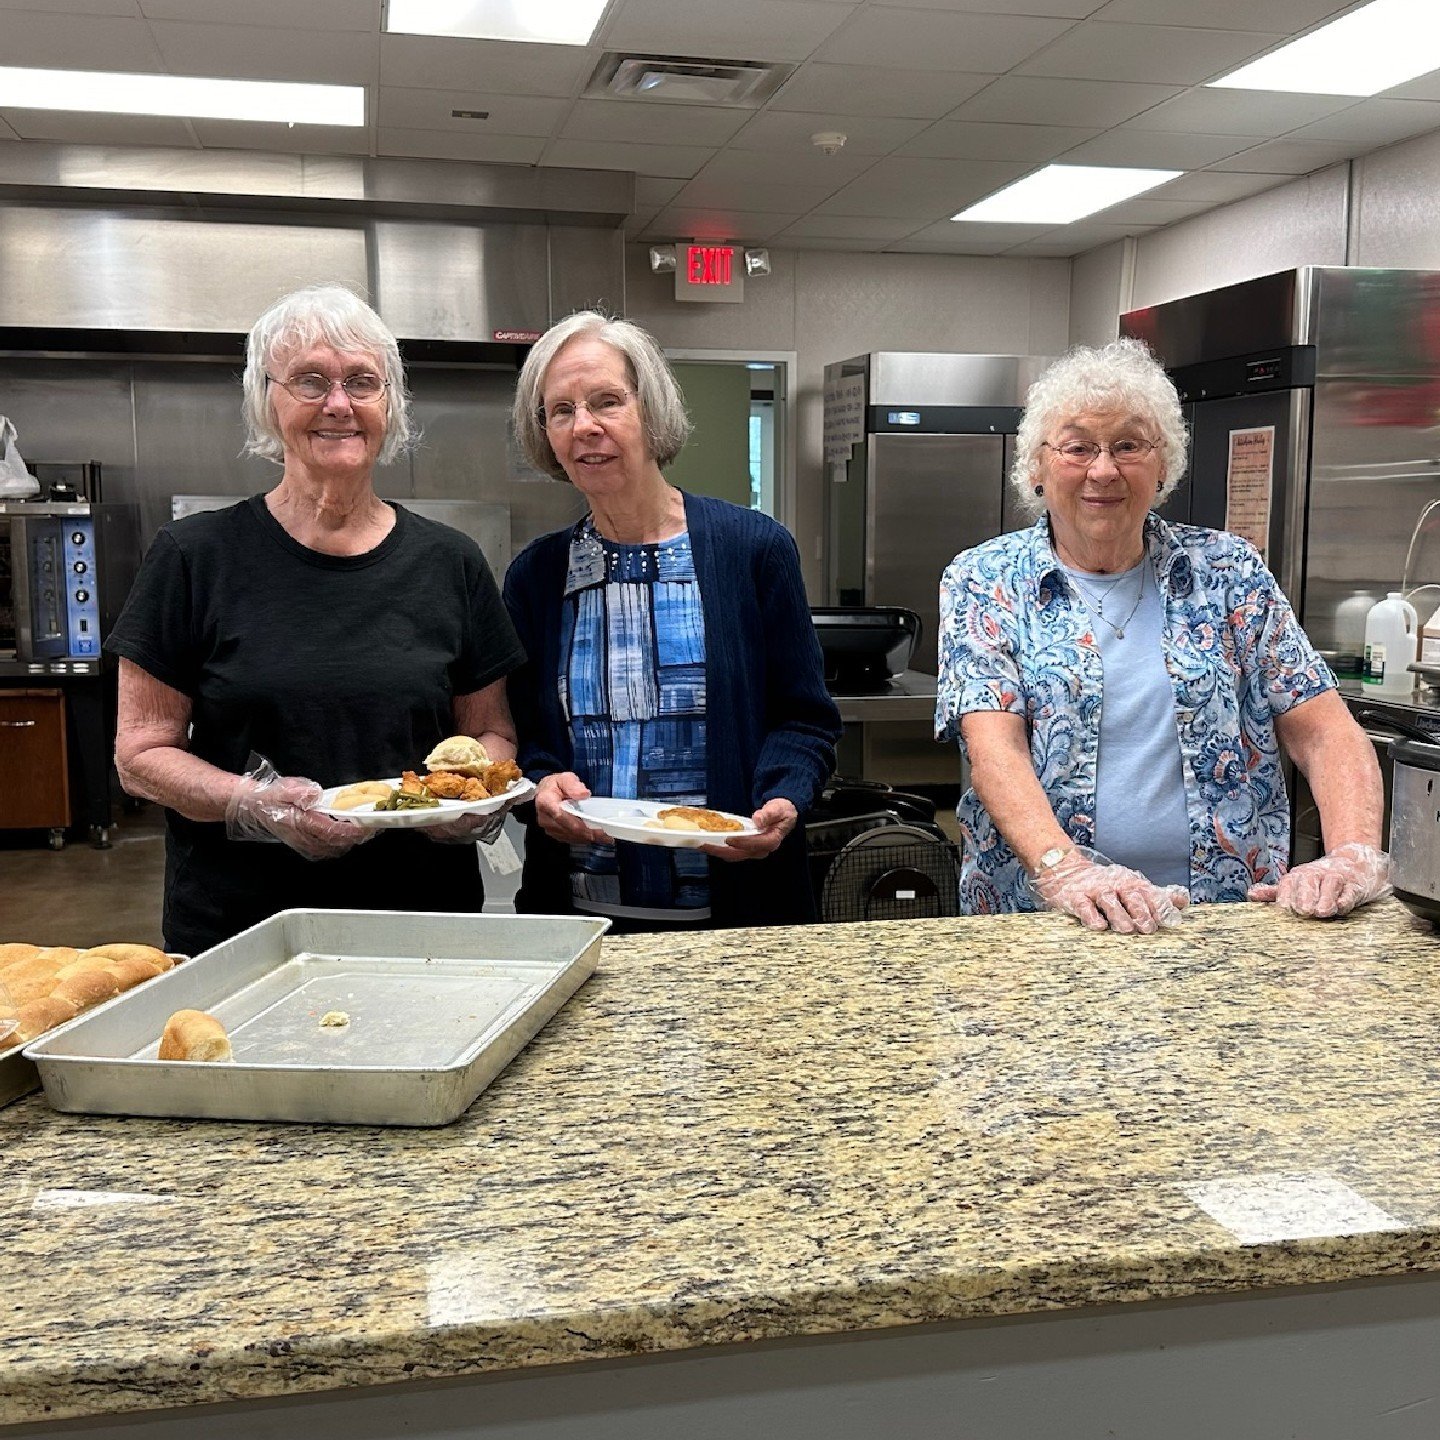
top-left (1061, 557), bottom-right (1191, 891)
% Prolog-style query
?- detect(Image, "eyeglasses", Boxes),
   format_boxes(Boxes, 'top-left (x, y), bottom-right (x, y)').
top-left (267, 372), bottom-right (389, 404)
top-left (1042, 438), bottom-right (1160, 468)
top-left (540, 388), bottom-right (634, 429)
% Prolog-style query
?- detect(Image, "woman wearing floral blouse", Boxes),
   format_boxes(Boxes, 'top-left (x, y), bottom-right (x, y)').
top-left (936, 338), bottom-right (1388, 934)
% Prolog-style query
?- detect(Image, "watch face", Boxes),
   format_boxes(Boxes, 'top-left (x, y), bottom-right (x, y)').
top-left (1038, 846), bottom-right (1067, 871)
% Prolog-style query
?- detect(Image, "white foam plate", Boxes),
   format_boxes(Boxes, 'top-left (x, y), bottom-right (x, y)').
top-left (315, 776), bottom-right (534, 830)
top-left (561, 796), bottom-right (757, 849)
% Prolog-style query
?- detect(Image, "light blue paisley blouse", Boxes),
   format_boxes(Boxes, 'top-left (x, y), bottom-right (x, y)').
top-left (935, 514), bottom-right (1335, 913)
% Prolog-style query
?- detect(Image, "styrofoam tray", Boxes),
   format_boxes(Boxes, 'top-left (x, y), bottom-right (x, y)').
top-left (25, 911), bottom-right (606, 1127)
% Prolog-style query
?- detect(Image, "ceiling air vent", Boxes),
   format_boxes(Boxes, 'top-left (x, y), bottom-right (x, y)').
top-left (588, 53), bottom-right (793, 107)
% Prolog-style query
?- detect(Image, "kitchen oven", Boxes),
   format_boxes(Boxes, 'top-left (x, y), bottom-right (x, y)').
top-left (0, 501), bottom-right (139, 674)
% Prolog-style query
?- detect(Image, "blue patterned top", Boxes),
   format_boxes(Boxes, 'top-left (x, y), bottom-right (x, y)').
top-left (562, 518), bottom-right (710, 920)
top-left (935, 514), bottom-right (1335, 912)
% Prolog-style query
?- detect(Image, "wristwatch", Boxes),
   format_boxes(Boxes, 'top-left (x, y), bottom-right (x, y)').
top-left (1033, 845), bottom-right (1073, 877)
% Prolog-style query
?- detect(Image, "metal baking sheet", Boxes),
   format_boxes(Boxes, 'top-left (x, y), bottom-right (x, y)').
top-left (25, 911), bottom-right (607, 1127)
top-left (0, 1048), bottom-right (39, 1108)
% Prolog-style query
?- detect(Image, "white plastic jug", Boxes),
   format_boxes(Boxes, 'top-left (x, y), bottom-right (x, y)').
top-left (1363, 592), bottom-right (1419, 695)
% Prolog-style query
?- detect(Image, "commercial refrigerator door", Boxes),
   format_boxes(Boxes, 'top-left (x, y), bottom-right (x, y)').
top-left (867, 433), bottom-right (1005, 677)
top-left (1184, 388), bottom-right (1311, 612)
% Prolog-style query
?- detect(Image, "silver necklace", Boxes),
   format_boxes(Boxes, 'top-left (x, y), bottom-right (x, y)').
top-left (1069, 565), bottom-right (1148, 640)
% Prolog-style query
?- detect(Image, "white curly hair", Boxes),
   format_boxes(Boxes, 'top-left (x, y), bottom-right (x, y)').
top-left (1010, 337), bottom-right (1188, 519)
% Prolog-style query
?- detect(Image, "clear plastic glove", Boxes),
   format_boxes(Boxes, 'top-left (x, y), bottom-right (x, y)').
top-left (1030, 845), bottom-right (1189, 934)
top-left (422, 811), bottom-right (508, 846)
top-left (224, 755), bottom-right (373, 862)
top-left (1247, 842), bottom-right (1392, 919)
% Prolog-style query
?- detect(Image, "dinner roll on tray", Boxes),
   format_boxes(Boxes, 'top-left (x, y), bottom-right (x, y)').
top-left (0, 941), bottom-right (177, 1053)
top-left (158, 1010), bottom-right (232, 1063)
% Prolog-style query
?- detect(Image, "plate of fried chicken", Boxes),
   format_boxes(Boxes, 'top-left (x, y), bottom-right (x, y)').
top-left (315, 736), bottom-right (533, 829)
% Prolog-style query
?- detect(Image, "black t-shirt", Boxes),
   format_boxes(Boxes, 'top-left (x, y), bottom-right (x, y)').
top-left (106, 496), bottom-right (526, 954)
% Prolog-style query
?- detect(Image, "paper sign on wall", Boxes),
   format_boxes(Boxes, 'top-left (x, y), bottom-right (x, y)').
top-left (823, 373), bottom-right (866, 465)
top-left (1225, 425), bottom-right (1274, 561)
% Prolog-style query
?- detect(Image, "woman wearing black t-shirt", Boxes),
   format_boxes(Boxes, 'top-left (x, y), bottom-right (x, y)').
top-left (107, 284), bottom-right (526, 955)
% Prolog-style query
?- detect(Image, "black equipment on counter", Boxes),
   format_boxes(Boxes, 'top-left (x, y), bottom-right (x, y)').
top-left (811, 606), bottom-right (921, 693)
top-left (1359, 707), bottom-right (1440, 925)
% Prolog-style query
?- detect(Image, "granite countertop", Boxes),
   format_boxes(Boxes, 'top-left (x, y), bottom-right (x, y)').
top-left (6, 901), bottom-right (1440, 1428)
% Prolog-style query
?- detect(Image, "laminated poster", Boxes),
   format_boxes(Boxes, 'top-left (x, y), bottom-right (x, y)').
top-left (1225, 425), bottom-right (1274, 561)
top-left (823, 373), bottom-right (866, 467)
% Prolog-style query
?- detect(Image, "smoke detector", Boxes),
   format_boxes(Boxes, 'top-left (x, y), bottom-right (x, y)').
top-left (812, 131), bottom-right (847, 155)
top-left (588, 53), bottom-right (794, 107)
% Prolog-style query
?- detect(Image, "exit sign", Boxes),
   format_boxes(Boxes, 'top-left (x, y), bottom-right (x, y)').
top-left (675, 243), bottom-right (744, 303)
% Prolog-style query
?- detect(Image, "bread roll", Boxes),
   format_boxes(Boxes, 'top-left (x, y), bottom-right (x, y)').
top-left (0, 942), bottom-right (42, 968)
top-left (423, 734), bottom-right (490, 777)
top-left (81, 943), bottom-right (171, 970)
top-left (1, 956), bottom-right (65, 1005)
top-left (34, 947), bottom-right (81, 968)
top-left (158, 1010), bottom-right (233, 1063)
top-left (93, 956), bottom-right (163, 990)
top-left (51, 968), bottom-right (122, 1010)
top-left (12, 996), bottom-right (81, 1045)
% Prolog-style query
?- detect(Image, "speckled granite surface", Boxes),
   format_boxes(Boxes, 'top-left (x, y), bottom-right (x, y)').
top-left (5, 900), bottom-right (1440, 1428)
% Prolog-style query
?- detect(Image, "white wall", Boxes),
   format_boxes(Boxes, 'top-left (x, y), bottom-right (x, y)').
top-left (626, 247), bottom-right (1072, 593)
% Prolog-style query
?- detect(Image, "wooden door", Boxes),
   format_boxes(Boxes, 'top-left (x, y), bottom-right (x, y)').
top-left (0, 688), bottom-right (70, 830)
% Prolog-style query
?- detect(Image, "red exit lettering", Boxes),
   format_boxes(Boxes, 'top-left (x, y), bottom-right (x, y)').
top-left (686, 245), bottom-right (734, 285)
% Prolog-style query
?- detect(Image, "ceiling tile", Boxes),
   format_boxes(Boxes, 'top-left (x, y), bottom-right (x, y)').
top-left (543, 137), bottom-right (715, 178)
top-left (775, 214), bottom-right (920, 240)
top-left (770, 64), bottom-right (992, 119)
top-left (682, 144), bottom-right (873, 190)
top-left (634, 175), bottom-right (686, 208)
top-left (0, 0), bottom-right (138, 11)
top-left (140, 0), bottom-right (374, 27)
top-left (1015, 21), bottom-right (1283, 86)
top-left (1088, 0), bottom-right (1348, 30)
top-left (729, 110), bottom-right (929, 154)
top-left (947, 76), bottom-right (1182, 128)
top-left (1093, 196), bottom-right (1215, 224)
top-left (1148, 170), bottom-right (1287, 202)
top-left (560, 98), bottom-right (750, 147)
top-left (644, 206), bottom-right (796, 242)
top-left (812, 155), bottom-right (1029, 218)
top-left (672, 171), bottom-right (840, 213)
top-left (1126, 88), bottom-right (1354, 136)
top-left (379, 36), bottom-right (592, 95)
top-left (897, 120), bottom-right (1099, 161)
top-left (782, 236), bottom-right (884, 250)
top-left (1388, 74), bottom-right (1440, 103)
top-left (889, 219), bottom-right (1052, 253)
top-left (1059, 128), bottom-right (1265, 168)
top-left (816, 9), bottom-right (1074, 73)
top-left (1209, 138), bottom-right (1360, 174)
top-left (377, 89), bottom-right (568, 137)
top-left (603, 0), bottom-right (854, 64)
top-left (2, 109), bottom-right (196, 145)
top-left (1005, 219), bottom-right (1157, 255)
top-left (194, 119), bottom-right (372, 154)
top-left (876, 0), bottom-right (1096, 13)
top-left (0, 116), bottom-right (17, 140)
top-left (1285, 98), bottom-right (1440, 148)
top-left (148, 22), bottom-right (376, 84)
top-left (379, 129), bottom-right (544, 164)
top-left (0, 10), bottom-right (163, 69)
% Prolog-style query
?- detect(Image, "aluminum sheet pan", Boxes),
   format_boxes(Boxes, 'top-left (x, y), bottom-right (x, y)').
top-left (0, 1048), bottom-right (39, 1108)
top-left (25, 911), bottom-right (607, 1127)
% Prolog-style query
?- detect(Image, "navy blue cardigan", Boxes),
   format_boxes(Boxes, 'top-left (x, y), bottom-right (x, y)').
top-left (503, 491), bottom-right (842, 927)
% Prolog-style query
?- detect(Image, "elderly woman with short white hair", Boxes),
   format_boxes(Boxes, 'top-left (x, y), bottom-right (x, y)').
top-left (108, 283), bottom-right (524, 955)
top-left (503, 309), bottom-right (841, 931)
top-left (936, 337), bottom-right (1389, 933)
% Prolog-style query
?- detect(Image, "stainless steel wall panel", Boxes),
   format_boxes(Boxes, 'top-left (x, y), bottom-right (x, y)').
top-left (0, 208), bottom-right (370, 331)
top-left (868, 353), bottom-right (1043, 409)
top-left (547, 225), bottom-right (626, 323)
top-left (372, 221), bottom-right (550, 341)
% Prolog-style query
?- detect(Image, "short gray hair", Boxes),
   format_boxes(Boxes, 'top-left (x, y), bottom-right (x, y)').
top-left (242, 284), bottom-right (414, 466)
top-left (1010, 337), bottom-right (1188, 519)
top-left (512, 310), bottom-right (691, 481)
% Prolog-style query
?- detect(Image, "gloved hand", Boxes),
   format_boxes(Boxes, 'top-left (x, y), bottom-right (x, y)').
top-left (224, 755), bottom-right (373, 862)
top-left (1030, 846), bottom-right (1189, 934)
top-left (423, 811), bottom-right (508, 846)
top-left (1247, 842), bottom-right (1392, 918)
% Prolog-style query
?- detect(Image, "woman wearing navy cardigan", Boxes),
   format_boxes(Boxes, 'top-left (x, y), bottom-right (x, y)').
top-left (504, 310), bottom-right (841, 931)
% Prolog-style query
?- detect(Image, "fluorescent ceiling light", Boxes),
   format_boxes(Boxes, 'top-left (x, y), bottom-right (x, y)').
top-left (386, 0), bottom-right (608, 46)
top-left (1207, 0), bottom-right (1440, 98)
top-left (0, 66), bottom-right (363, 125)
top-left (952, 164), bottom-right (1182, 225)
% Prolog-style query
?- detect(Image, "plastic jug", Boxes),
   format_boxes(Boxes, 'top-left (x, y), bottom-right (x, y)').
top-left (1363, 592), bottom-right (1419, 695)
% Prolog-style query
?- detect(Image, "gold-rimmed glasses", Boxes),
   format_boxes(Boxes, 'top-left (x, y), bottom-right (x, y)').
top-left (1042, 438), bottom-right (1160, 468)
top-left (267, 372), bottom-right (389, 404)
top-left (540, 388), bottom-right (635, 430)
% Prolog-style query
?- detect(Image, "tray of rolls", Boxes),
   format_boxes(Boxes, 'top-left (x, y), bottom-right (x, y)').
top-left (23, 909), bottom-right (608, 1127)
top-left (0, 942), bottom-right (182, 1108)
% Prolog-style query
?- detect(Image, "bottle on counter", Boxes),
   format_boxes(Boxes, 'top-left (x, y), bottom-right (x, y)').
top-left (1421, 604), bottom-right (1440, 670)
top-left (1363, 592), bottom-right (1419, 696)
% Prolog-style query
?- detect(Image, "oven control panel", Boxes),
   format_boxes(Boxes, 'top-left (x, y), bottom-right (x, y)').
top-left (62, 520), bottom-right (100, 657)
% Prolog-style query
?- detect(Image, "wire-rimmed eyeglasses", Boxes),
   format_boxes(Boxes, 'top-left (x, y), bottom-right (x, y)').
top-left (267, 372), bottom-right (389, 404)
top-left (1042, 438), bottom-right (1160, 468)
top-left (540, 388), bottom-right (635, 430)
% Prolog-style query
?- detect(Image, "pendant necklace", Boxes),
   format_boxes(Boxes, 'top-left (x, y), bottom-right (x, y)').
top-left (1069, 565), bottom-right (1148, 640)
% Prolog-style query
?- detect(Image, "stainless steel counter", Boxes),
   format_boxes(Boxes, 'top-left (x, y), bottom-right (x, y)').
top-left (830, 670), bottom-right (938, 725)
top-left (829, 672), bottom-right (955, 787)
